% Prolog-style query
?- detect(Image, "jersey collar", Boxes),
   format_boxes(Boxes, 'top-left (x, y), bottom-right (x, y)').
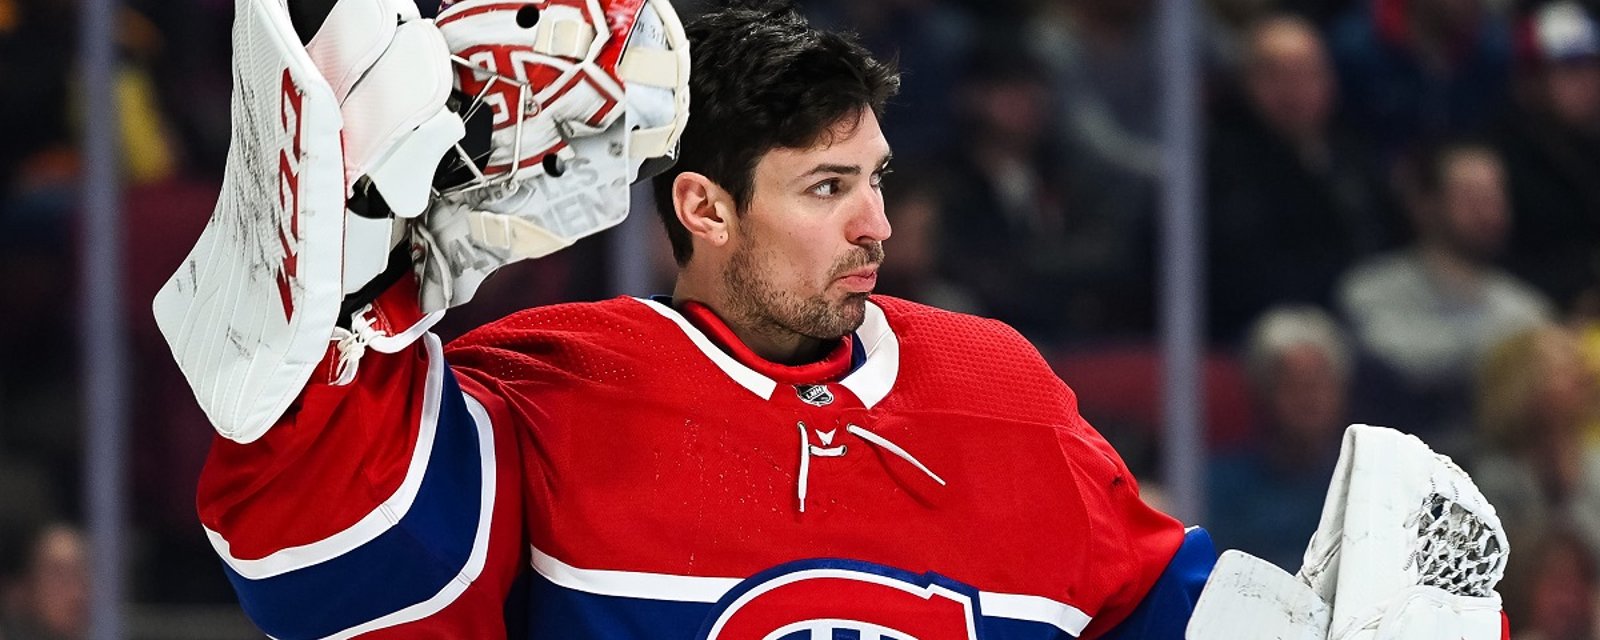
top-left (676, 300), bottom-right (855, 384)
top-left (634, 297), bottom-right (900, 409)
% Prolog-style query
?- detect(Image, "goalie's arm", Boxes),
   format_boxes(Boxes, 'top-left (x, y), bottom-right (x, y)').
top-left (186, 3), bottom-right (524, 628)
top-left (165, 0), bottom-right (689, 634)
top-left (1059, 412), bottom-right (1217, 640)
top-left (1091, 528), bottom-right (1217, 639)
top-left (195, 278), bottom-right (529, 640)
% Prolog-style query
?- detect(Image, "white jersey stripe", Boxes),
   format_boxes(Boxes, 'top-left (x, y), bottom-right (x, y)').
top-left (321, 392), bottom-right (499, 639)
top-left (839, 300), bottom-right (898, 409)
top-left (633, 298), bottom-right (900, 408)
top-left (635, 298), bottom-right (778, 400)
top-left (205, 333), bottom-right (450, 579)
top-left (978, 591), bottom-right (1094, 636)
top-left (530, 545), bottom-right (742, 603)
top-left (529, 545), bottom-right (1093, 634)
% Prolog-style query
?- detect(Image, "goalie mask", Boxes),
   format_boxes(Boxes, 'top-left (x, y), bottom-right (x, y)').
top-left (416, 0), bottom-right (691, 310)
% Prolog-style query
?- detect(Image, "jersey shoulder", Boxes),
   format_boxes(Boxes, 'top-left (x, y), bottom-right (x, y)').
top-left (871, 295), bottom-right (1042, 361)
top-left (443, 297), bottom-right (671, 384)
top-left (452, 296), bottom-right (655, 343)
top-left (872, 295), bottom-right (1076, 421)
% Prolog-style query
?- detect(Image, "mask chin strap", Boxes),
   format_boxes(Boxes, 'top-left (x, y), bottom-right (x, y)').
top-left (795, 421), bottom-right (947, 514)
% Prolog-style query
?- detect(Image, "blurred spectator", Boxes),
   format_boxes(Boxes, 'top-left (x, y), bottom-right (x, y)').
top-left (1473, 326), bottom-right (1600, 554)
top-left (0, 0), bottom-right (73, 195)
top-left (1503, 528), bottom-right (1599, 640)
top-left (128, 0), bottom-right (236, 172)
top-left (1578, 299), bottom-right (1600, 443)
top-left (1205, 0), bottom-right (1277, 73)
top-left (1030, 0), bottom-right (1161, 187)
top-left (1207, 305), bottom-right (1353, 570)
top-left (1337, 141), bottom-right (1552, 449)
top-left (0, 454), bottom-right (57, 558)
top-left (1208, 14), bottom-right (1401, 342)
top-left (940, 39), bottom-right (1160, 338)
top-left (874, 168), bottom-right (983, 314)
top-left (1026, 0), bottom-right (1161, 331)
top-left (110, 7), bottom-right (180, 184)
top-left (1493, 1), bottom-right (1600, 311)
top-left (3, 1), bottom-right (184, 525)
top-left (0, 524), bottom-right (87, 640)
top-left (938, 50), bottom-right (1090, 339)
top-left (1329, 0), bottom-right (1514, 158)
top-left (1282, 0), bottom-right (1366, 25)
top-left (1205, 0), bottom-right (1365, 68)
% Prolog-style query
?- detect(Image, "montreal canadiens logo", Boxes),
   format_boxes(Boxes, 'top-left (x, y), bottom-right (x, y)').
top-left (698, 559), bottom-right (981, 640)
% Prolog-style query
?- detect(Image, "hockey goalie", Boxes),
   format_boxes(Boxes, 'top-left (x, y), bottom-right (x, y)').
top-left (152, 0), bottom-right (1511, 636)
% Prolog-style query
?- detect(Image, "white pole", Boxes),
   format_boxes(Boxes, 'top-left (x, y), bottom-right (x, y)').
top-left (1157, 0), bottom-right (1206, 524)
top-left (78, 0), bottom-right (128, 634)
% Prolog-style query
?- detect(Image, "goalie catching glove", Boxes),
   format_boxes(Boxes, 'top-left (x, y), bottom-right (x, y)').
top-left (153, 0), bottom-right (689, 443)
top-left (1187, 424), bottom-right (1510, 640)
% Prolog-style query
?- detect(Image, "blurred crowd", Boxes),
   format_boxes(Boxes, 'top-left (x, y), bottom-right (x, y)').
top-left (2, 0), bottom-right (1600, 636)
top-left (0, 524), bottom-right (88, 640)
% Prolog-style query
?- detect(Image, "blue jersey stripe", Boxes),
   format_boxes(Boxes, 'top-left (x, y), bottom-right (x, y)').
top-left (222, 370), bottom-right (487, 640)
top-left (518, 562), bottom-right (1082, 639)
top-left (1098, 527), bottom-right (1216, 640)
top-left (525, 567), bottom-right (715, 640)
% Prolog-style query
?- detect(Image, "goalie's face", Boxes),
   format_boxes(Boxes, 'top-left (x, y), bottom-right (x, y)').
top-left (715, 111), bottom-right (893, 348)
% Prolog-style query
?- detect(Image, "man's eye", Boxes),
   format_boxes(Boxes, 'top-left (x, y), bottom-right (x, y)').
top-left (871, 168), bottom-right (893, 189)
top-left (810, 180), bottom-right (840, 197)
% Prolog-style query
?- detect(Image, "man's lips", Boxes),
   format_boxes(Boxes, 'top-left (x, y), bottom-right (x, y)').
top-left (836, 266), bottom-right (879, 292)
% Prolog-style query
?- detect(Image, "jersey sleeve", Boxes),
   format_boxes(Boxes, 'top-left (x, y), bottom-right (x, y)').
top-left (1065, 411), bottom-right (1215, 640)
top-left (1093, 527), bottom-right (1216, 639)
top-left (194, 280), bottom-right (527, 639)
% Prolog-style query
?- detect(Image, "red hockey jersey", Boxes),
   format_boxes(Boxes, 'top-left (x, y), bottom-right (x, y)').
top-left (197, 291), bottom-right (1212, 639)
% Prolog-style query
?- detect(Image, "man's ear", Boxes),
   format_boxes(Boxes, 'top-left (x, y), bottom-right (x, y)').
top-left (672, 172), bottom-right (736, 249)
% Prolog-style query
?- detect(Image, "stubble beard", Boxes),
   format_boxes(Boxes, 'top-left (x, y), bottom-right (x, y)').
top-left (723, 237), bottom-right (884, 342)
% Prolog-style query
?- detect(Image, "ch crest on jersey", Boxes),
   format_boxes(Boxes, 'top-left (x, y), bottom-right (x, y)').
top-left (698, 560), bottom-right (982, 640)
top-left (795, 384), bottom-right (835, 407)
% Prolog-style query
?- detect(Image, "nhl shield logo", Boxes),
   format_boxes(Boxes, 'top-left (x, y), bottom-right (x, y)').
top-left (795, 385), bottom-right (835, 407)
top-left (697, 559), bottom-right (981, 640)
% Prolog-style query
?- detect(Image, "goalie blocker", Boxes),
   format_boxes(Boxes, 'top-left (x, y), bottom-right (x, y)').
top-left (153, 0), bottom-right (688, 443)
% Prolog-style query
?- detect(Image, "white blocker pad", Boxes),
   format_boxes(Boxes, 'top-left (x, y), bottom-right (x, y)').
top-left (153, 0), bottom-right (346, 443)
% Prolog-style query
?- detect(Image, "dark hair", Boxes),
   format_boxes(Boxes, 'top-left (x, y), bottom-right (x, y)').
top-left (1405, 138), bottom-right (1496, 198)
top-left (651, 3), bottom-right (900, 266)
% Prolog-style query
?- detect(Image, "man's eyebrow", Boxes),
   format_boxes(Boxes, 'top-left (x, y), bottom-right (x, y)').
top-left (799, 154), bottom-right (894, 178)
top-left (801, 163), bottom-right (863, 178)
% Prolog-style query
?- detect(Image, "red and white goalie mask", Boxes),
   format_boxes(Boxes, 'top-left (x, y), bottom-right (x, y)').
top-left (417, 0), bottom-right (690, 310)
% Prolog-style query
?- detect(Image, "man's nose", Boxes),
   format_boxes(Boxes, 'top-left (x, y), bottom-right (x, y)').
top-left (849, 187), bottom-right (891, 245)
